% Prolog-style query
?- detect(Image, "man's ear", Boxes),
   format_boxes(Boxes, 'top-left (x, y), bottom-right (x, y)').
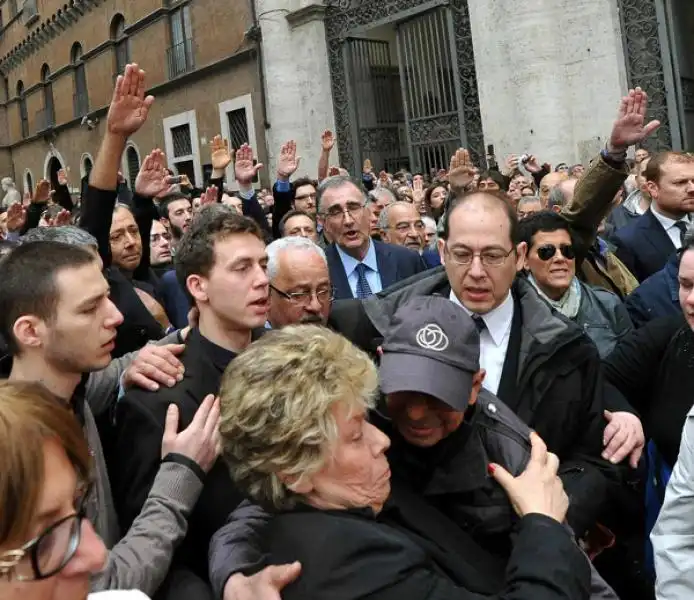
top-left (12, 315), bottom-right (45, 351)
top-left (515, 241), bottom-right (528, 272)
top-left (437, 237), bottom-right (446, 265)
top-left (645, 180), bottom-right (658, 201)
top-left (187, 274), bottom-right (208, 304)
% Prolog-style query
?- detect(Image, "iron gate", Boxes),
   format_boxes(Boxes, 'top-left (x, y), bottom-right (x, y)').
top-left (396, 7), bottom-right (465, 174)
top-left (345, 38), bottom-right (406, 173)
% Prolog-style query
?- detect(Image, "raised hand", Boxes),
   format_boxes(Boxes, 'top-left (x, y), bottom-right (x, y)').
top-left (277, 140), bottom-right (301, 179)
top-left (57, 168), bottom-right (69, 187)
top-left (6, 202), bottom-right (26, 232)
top-left (49, 208), bottom-right (72, 227)
top-left (413, 176), bottom-right (425, 208)
top-left (135, 149), bottom-right (171, 198)
top-left (33, 179), bottom-right (51, 204)
top-left (235, 143), bottom-right (263, 184)
top-left (609, 87), bottom-right (661, 153)
top-left (524, 155), bottom-right (542, 174)
top-left (321, 130), bottom-right (335, 153)
top-left (363, 158), bottom-right (373, 174)
top-left (448, 148), bottom-right (476, 192)
top-left (201, 185), bottom-right (218, 206)
top-left (210, 135), bottom-right (233, 171)
top-left (107, 63), bottom-right (155, 137)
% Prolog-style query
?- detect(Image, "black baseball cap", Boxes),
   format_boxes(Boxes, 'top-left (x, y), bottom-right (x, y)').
top-left (380, 296), bottom-right (481, 411)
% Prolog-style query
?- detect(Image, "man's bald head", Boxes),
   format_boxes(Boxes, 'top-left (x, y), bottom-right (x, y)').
top-left (539, 172), bottom-right (569, 204)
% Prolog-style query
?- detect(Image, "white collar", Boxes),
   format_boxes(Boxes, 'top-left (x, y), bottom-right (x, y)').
top-left (651, 204), bottom-right (691, 230)
top-left (335, 239), bottom-right (377, 277)
top-left (449, 289), bottom-right (514, 346)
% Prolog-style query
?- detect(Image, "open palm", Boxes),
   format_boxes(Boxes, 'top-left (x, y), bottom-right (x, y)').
top-left (610, 87), bottom-right (660, 150)
top-left (108, 64), bottom-right (154, 137)
top-left (235, 144), bottom-right (263, 183)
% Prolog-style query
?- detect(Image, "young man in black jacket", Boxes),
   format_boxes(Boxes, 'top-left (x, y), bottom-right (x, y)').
top-left (113, 206), bottom-right (269, 598)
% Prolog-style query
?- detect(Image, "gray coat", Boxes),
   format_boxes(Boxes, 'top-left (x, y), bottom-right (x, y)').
top-left (574, 281), bottom-right (633, 358)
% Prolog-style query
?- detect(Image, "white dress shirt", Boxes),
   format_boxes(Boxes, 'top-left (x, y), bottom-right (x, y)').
top-left (449, 290), bottom-right (514, 395)
top-left (650, 205), bottom-right (692, 250)
top-left (336, 240), bottom-right (383, 298)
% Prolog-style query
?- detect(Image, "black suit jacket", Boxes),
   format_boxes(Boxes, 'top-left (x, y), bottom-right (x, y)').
top-left (112, 329), bottom-right (250, 584)
top-left (326, 240), bottom-right (426, 300)
top-left (612, 209), bottom-right (677, 282)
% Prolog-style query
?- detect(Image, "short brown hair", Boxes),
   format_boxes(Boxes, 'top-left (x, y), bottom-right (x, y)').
top-left (175, 205), bottom-right (264, 303)
top-left (0, 381), bottom-right (91, 546)
top-left (644, 151), bottom-right (694, 183)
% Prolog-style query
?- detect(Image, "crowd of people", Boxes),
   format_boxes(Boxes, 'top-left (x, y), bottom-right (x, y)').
top-left (1, 61), bottom-right (694, 600)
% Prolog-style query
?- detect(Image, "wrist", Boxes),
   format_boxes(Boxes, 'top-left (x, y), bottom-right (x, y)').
top-left (276, 173), bottom-right (290, 182)
top-left (211, 168), bottom-right (226, 179)
top-left (605, 141), bottom-right (628, 158)
top-left (237, 180), bottom-right (253, 193)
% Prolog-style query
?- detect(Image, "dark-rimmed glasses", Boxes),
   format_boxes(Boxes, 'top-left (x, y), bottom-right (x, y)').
top-left (536, 244), bottom-right (575, 261)
top-left (0, 485), bottom-right (91, 582)
top-left (445, 244), bottom-right (515, 267)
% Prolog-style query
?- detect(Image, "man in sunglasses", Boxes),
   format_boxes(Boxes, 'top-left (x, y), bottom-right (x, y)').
top-left (518, 211), bottom-right (633, 359)
top-left (266, 236), bottom-right (332, 329)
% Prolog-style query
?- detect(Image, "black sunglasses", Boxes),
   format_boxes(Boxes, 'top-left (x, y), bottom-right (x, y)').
top-left (536, 244), bottom-right (575, 261)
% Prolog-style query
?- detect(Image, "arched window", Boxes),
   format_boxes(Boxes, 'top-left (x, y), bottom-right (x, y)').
top-left (125, 144), bottom-right (141, 190)
top-left (81, 154), bottom-right (94, 179)
top-left (16, 80), bottom-right (28, 138)
top-left (40, 64), bottom-right (55, 130)
top-left (71, 42), bottom-right (89, 118)
top-left (110, 14), bottom-right (129, 77)
top-left (24, 169), bottom-right (34, 198)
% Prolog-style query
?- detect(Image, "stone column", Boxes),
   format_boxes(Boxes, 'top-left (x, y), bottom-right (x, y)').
top-left (255, 0), bottom-right (336, 180)
top-left (466, 0), bottom-right (629, 166)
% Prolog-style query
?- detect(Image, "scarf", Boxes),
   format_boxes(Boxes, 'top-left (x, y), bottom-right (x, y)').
top-left (528, 273), bottom-right (582, 319)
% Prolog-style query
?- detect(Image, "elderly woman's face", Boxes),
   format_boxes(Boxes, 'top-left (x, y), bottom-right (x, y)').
top-left (524, 229), bottom-right (576, 301)
top-left (299, 403), bottom-right (391, 514)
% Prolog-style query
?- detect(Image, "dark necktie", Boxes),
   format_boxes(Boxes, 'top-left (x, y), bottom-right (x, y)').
top-left (675, 221), bottom-right (689, 247)
top-left (472, 314), bottom-right (487, 334)
top-left (355, 263), bottom-right (373, 299)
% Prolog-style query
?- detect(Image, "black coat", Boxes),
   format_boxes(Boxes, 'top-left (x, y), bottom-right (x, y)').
top-left (328, 270), bottom-right (623, 536)
top-left (244, 492), bottom-right (591, 600)
top-left (604, 313), bottom-right (693, 467)
top-left (112, 328), bottom-right (257, 583)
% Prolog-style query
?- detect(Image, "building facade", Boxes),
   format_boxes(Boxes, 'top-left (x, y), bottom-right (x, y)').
top-left (0, 0), bottom-right (267, 195)
top-left (255, 0), bottom-right (694, 177)
top-left (0, 0), bottom-right (690, 192)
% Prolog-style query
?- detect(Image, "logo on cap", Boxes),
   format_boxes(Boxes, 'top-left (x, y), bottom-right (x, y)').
top-left (415, 324), bottom-right (449, 351)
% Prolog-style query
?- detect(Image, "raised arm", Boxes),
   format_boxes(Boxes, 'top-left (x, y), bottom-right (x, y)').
top-left (81, 64), bottom-right (154, 266)
top-left (318, 130), bottom-right (334, 182)
top-left (563, 87), bottom-right (660, 251)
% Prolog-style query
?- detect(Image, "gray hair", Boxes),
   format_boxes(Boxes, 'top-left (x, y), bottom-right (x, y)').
top-left (547, 186), bottom-right (566, 211)
top-left (518, 195), bottom-right (543, 209)
top-left (377, 203), bottom-right (392, 231)
top-left (372, 187), bottom-right (397, 206)
top-left (266, 236), bottom-right (326, 281)
top-left (21, 226), bottom-right (98, 249)
top-left (422, 215), bottom-right (438, 249)
top-left (316, 175), bottom-right (366, 213)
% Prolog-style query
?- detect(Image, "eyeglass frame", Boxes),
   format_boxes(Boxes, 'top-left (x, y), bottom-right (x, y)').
top-left (444, 243), bottom-right (516, 268)
top-left (319, 201), bottom-right (366, 221)
top-left (0, 484), bottom-right (92, 582)
top-left (535, 243), bottom-right (576, 262)
top-left (269, 283), bottom-right (334, 306)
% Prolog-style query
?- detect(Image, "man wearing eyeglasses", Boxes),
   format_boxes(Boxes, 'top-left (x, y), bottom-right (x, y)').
top-left (378, 201), bottom-right (441, 268)
top-left (266, 236), bottom-right (332, 329)
top-left (317, 176), bottom-right (426, 300)
top-left (328, 189), bottom-right (629, 543)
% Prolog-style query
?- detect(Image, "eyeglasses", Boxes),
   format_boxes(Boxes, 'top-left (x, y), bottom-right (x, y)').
top-left (270, 284), bottom-right (334, 306)
top-left (321, 202), bottom-right (366, 221)
top-left (0, 485), bottom-right (91, 582)
top-left (150, 233), bottom-right (172, 244)
top-left (445, 244), bottom-right (515, 267)
top-left (295, 193), bottom-right (317, 202)
top-left (536, 244), bottom-right (575, 261)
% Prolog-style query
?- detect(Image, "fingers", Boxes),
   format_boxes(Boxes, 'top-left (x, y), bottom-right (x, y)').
top-left (602, 424), bottom-right (629, 463)
top-left (203, 396), bottom-right (221, 441)
top-left (264, 562), bottom-right (302, 588)
top-left (488, 462), bottom-right (515, 492)
top-left (629, 442), bottom-right (645, 469)
top-left (603, 419), bottom-right (620, 448)
top-left (644, 119), bottom-right (661, 137)
top-left (191, 393), bottom-right (216, 429)
top-left (163, 404), bottom-right (179, 440)
top-left (546, 451), bottom-right (560, 477)
top-left (529, 431), bottom-right (548, 465)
